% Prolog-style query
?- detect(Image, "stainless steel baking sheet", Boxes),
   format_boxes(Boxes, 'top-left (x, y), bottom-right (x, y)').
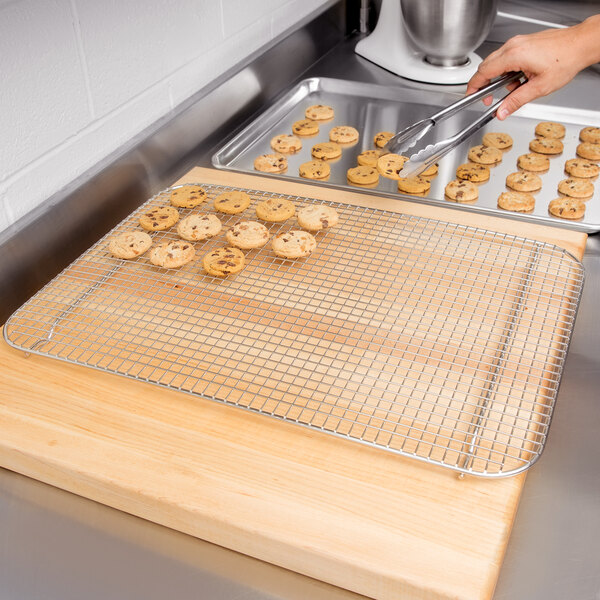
top-left (212, 77), bottom-right (600, 232)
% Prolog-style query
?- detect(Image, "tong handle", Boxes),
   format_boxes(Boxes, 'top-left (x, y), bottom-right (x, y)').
top-left (430, 71), bottom-right (524, 124)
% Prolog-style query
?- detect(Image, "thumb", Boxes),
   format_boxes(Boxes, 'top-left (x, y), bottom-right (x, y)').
top-left (496, 80), bottom-right (541, 120)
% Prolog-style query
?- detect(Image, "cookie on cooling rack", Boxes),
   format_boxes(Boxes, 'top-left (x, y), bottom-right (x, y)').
top-left (214, 190), bottom-right (251, 214)
top-left (108, 231), bottom-right (152, 259)
top-left (297, 205), bottom-right (339, 232)
top-left (225, 221), bottom-right (270, 249)
top-left (202, 247), bottom-right (245, 277)
top-left (169, 184), bottom-right (207, 208)
top-left (148, 240), bottom-right (195, 269)
top-left (271, 230), bottom-right (317, 259)
top-left (177, 214), bottom-right (222, 242)
top-left (139, 206), bottom-right (179, 231)
top-left (255, 197), bottom-right (296, 222)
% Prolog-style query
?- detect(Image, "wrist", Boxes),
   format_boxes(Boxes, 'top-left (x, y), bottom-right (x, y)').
top-left (572, 14), bottom-right (600, 68)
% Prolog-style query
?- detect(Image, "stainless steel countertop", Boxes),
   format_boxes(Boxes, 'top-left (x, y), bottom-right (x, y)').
top-left (1, 2), bottom-right (599, 599)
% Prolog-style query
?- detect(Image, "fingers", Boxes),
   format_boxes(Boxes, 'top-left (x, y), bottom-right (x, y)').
top-left (495, 80), bottom-right (542, 120)
top-left (466, 48), bottom-right (506, 94)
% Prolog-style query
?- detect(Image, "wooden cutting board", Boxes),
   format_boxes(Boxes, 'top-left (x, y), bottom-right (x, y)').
top-left (0, 167), bottom-right (587, 600)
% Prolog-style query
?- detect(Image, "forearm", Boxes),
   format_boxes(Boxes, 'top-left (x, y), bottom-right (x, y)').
top-left (571, 14), bottom-right (600, 69)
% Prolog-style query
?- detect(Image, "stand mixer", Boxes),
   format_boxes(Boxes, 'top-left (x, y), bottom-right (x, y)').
top-left (355, 0), bottom-right (499, 84)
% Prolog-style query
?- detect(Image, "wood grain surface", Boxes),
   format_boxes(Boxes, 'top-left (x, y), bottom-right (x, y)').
top-left (0, 167), bottom-right (588, 600)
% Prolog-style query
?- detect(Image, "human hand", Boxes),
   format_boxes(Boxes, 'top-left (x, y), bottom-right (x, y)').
top-left (466, 15), bottom-right (600, 120)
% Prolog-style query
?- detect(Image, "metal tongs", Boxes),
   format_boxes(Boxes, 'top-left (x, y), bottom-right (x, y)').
top-left (390, 71), bottom-right (526, 178)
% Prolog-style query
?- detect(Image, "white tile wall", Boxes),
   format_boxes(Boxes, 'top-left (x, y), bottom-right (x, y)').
top-left (0, 0), bottom-right (334, 233)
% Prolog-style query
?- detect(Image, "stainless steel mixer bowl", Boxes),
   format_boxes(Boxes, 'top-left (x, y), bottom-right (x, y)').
top-left (400, 0), bottom-right (499, 67)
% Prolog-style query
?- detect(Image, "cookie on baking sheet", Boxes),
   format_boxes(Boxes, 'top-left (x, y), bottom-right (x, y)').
top-left (148, 241), bottom-right (195, 269)
top-left (506, 171), bottom-right (542, 192)
top-left (445, 180), bottom-right (479, 202)
top-left (254, 153), bottom-right (287, 173)
top-left (271, 230), bottom-right (317, 259)
top-left (225, 221), bottom-right (270, 250)
top-left (497, 191), bottom-right (535, 212)
top-left (529, 137), bottom-right (563, 155)
top-left (255, 197), bottom-right (296, 222)
top-left (169, 184), bottom-right (207, 208)
top-left (549, 197), bottom-right (586, 220)
top-left (299, 160), bottom-right (331, 180)
top-left (576, 142), bottom-right (600, 161)
top-left (214, 190), bottom-right (251, 214)
top-left (373, 131), bottom-right (394, 148)
top-left (177, 213), bottom-right (222, 242)
top-left (202, 246), bottom-right (245, 277)
top-left (305, 104), bottom-right (334, 121)
top-left (329, 126), bottom-right (359, 144)
top-left (311, 141), bottom-right (342, 161)
top-left (565, 158), bottom-right (600, 178)
top-left (398, 176), bottom-right (431, 195)
top-left (297, 205), bottom-right (339, 232)
top-left (535, 122), bottom-right (566, 139)
top-left (357, 149), bottom-right (381, 167)
top-left (421, 163), bottom-right (439, 178)
top-left (139, 206), bottom-right (179, 231)
top-left (456, 163), bottom-right (490, 182)
top-left (108, 231), bottom-right (152, 259)
top-left (482, 132), bottom-right (513, 149)
top-left (292, 119), bottom-right (319, 136)
top-left (558, 178), bottom-right (594, 199)
top-left (376, 153), bottom-right (408, 179)
top-left (270, 134), bottom-right (302, 154)
top-left (347, 165), bottom-right (379, 186)
top-left (580, 126), bottom-right (600, 144)
top-left (468, 144), bottom-right (503, 165)
top-left (517, 153), bottom-right (550, 172)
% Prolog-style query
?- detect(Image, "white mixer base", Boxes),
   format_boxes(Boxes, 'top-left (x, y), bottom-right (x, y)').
top-left (355, 0), bottom-right (482, 85)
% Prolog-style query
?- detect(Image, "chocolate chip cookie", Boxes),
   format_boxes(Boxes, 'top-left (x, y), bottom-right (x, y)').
top-left (202, 247), bottom-right (245, 277)
top-left (139, 206), bottom-right (179, 231)
top-left (271, 230), bottom-right (317, 259)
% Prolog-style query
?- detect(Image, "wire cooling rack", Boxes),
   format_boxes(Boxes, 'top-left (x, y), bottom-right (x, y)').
top-left (4, 183), bottom-right (585, 477)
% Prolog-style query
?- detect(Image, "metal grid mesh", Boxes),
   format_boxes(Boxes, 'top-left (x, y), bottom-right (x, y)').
top-left (4, 183), bottom-right (584, 477)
